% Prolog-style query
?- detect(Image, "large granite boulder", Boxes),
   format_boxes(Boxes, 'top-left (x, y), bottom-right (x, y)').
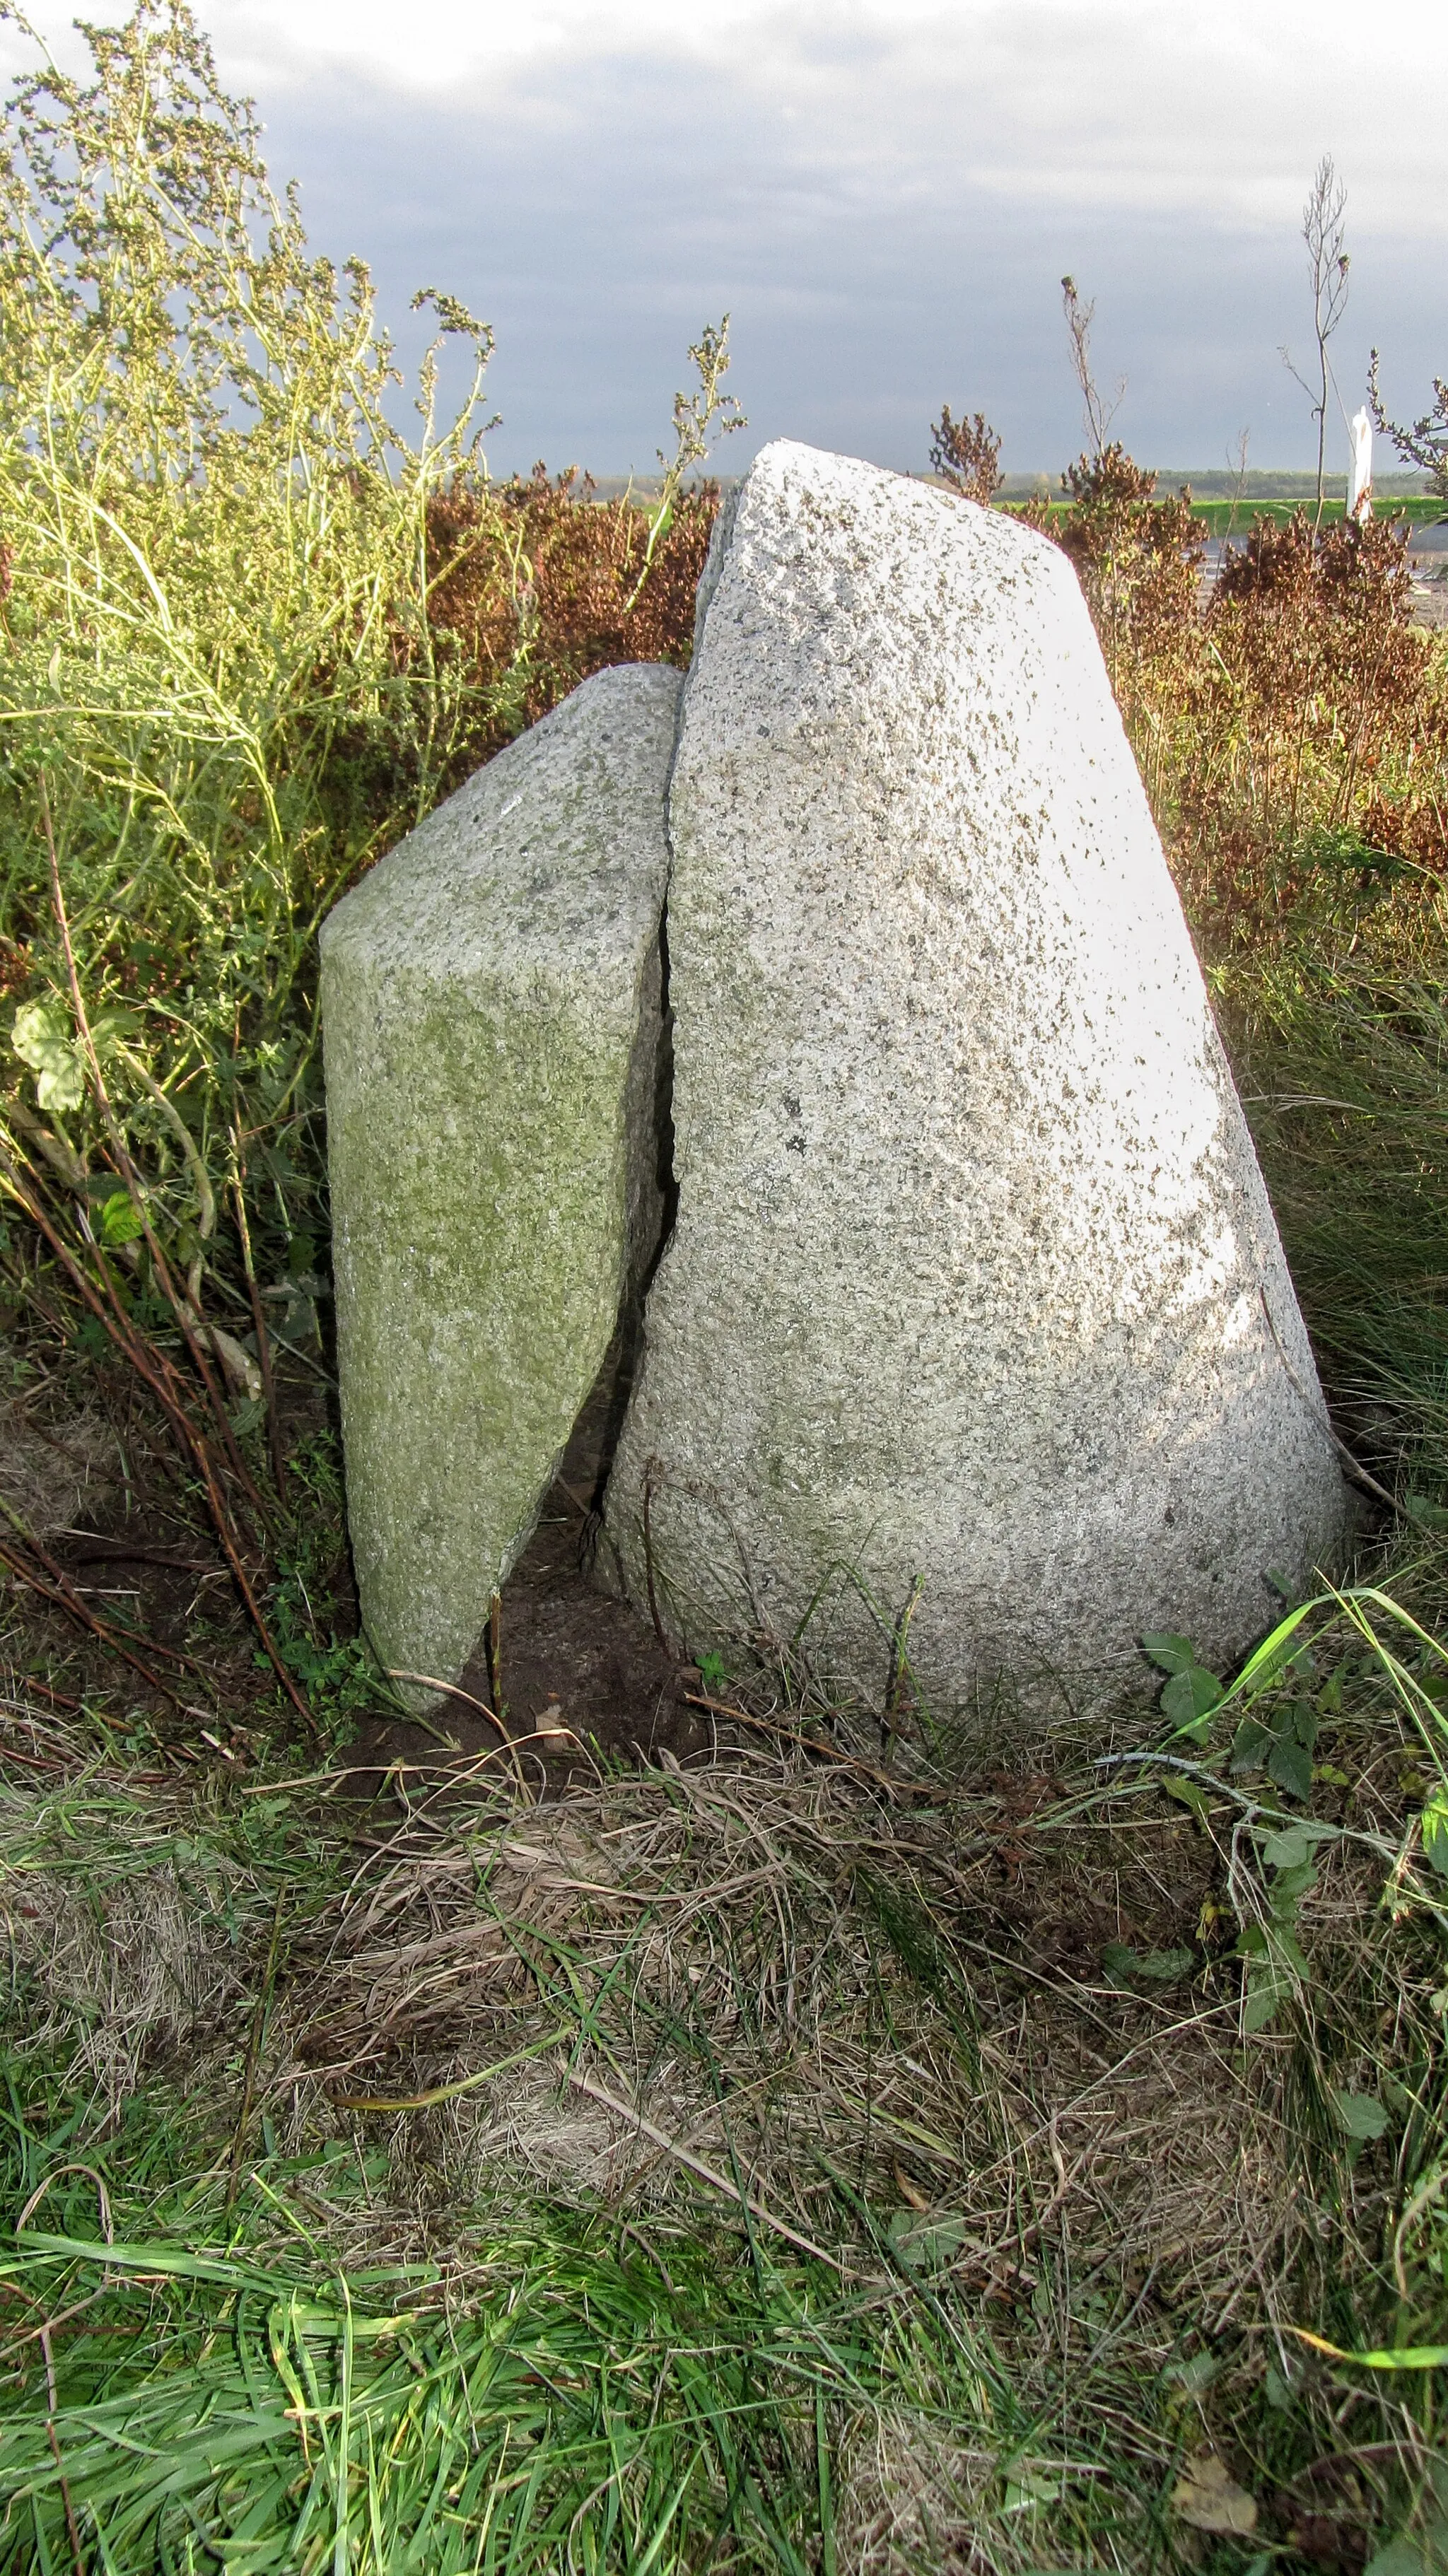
top-left (602, 442), bottom-right (1349, 1707)
top-left (321, 663), bottom-right (679, 1693)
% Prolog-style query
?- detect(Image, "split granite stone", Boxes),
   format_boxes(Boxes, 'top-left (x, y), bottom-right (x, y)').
top-left (602, 440), bottom-right (1350, 1706)
top-left (320, 661), bottom-right (679, 1693)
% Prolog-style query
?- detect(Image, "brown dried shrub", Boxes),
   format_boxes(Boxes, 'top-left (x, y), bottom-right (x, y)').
top-left (1209, 509), bottom-right (1426, 735)
top-left (1173, 510), bottom-right (1439, 935)
top-left (425, 468), bottom-right (717, 771)
top-left (928, 406), bottom-right (1003, 506)
top-left (1053, 444), bottom-right (1205, 708)
top-left (1355, 788), bottom-right (1448, 877)
top-left (1015, 442), bottom-right (1443, 942)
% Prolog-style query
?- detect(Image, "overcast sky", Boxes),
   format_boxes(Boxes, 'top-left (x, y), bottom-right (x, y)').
top-left (11, 0), bottom-right (1448, 477)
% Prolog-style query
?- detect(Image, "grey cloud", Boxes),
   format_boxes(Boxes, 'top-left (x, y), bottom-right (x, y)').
top-left (243, 8), bottom-right (1444, 474)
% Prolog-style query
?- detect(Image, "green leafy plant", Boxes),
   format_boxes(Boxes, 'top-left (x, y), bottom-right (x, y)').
top-left (1140, 1581), bottom-right (1448, 2036)
top-left (0, 0), bottom-right (734, 1733)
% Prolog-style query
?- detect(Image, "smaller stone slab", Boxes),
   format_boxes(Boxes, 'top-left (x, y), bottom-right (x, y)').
top-left (320, 662), bottom-right (679, 1694)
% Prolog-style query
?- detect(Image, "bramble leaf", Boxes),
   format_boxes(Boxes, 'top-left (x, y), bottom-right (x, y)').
top-left (1268, 1733), bottom-right (1314, 1801)
top-left (99, 1188), bottom-right (145, 1245)
top-left (1333, 2088), bottom-right (1389, 2143)
top-left (1162, 1665), bottom-right (1224, 1726)
top-left (1230, 1716), bottom-right (1275, 1774)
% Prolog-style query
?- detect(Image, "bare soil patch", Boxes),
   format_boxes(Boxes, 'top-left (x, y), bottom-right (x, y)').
top-left (347, 1339), bottom-right (711, 1799)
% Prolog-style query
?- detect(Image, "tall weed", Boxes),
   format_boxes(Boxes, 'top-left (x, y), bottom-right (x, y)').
top-left (0, 1), bottom-right (725, 1706)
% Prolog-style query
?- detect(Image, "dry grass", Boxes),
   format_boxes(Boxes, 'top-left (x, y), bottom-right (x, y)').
top-left (0, 1402), bottom-right (117, 1540)
top-left (2, 1640), bottom-right (1445, 2567)
top-left (274, 1752), bottom-right (1295, 2335)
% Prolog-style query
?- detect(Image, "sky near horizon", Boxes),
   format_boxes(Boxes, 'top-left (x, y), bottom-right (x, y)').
top-left (8, 0), bottom-right (1447, 479)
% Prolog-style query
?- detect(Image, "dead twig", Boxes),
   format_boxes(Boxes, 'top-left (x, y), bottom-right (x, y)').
top-left (684, 1692), bottom-right (950, 1802)
top-left (0, 1143), bottom-right (319, 1735)
top-left (560, 2061), bottom-right (846, 2273)
top-left (0, 1529), bottom-right (184, 1704)
top-left (230, 1159), bottom-right (288, 1505)
top-left (226, 1886), bottom-right (287, 2213)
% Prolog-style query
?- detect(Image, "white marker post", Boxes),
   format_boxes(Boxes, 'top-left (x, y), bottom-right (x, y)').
top-left (1348, 407), bottom-right (1373, 523)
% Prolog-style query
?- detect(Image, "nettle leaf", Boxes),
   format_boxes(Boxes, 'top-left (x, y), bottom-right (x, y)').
top-left (99, 1188), bottom-right (145, 1246)
top-left (1333, 2088), bottom-right (1389, 2143)
top-left (1365, 2539), bottom-right (1448, 2576)
top-left (1268, 1858), bottom-right (1318, 1906)
top-left (1171, 2453), bottom-right (1258, 2536)
top-left (1002, 2466), bottom-right (1061, 2512)
top-left (1161, 1665), bottom-right (1224, 1728)
top-left (1267, 1733), bottom-right (1314, 1801)
top-left (1242, 1960), bottom-right (1295, 2032)
top-left (1261, 1824), bottom-right (1336, 1870)
top-left (887, 2209), bottom-right (971, 2273)
top-left (1142, 1632), bottom-right (1196, 1676)
top-left (1163, 1775), bottom-right (1210, 1824)
top-left (1230, 1717), bottom-right (1275, 1774)
top-left (11, 998), bottom-right (83, 1113)
top-left (1261, 1827), bottom-right (1312, 1869)
top-left (1239, 1911), bottom-right (1311, 2028)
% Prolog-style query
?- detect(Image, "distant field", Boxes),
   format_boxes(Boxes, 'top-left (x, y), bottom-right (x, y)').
top-left (1178, 494), bottom-right (1444, 534)
top-left (998, 493), bottom-right (1448, 534)
top-left (594, 473), bottom-right (1446, 534)
top-left (997, 468), bottom-right (1433, 500)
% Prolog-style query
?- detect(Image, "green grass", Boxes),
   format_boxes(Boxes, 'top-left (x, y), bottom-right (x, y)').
top-left (1216, 961), bottom-right (1448, 1466)
top-left (1186, 500), bottom-right (1448, 534)
top-left (1, 2211), bottom-right (869, 2571)
top-left (3, 1609), bottom-right (1448, 2570)
top-left (999, 496), bottom-right (1448, 533)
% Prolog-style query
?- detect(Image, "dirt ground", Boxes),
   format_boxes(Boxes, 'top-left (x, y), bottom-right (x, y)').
top-left (0, 1333), bottom-right (712, 1793)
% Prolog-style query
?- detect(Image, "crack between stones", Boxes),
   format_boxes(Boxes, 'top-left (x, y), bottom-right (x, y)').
top-left (569, 623), bottom-right (694, 1521)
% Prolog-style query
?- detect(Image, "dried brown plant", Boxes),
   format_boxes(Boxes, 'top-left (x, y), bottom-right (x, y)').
top-left (928, 406), bottom-right (1003, 507)
top-left (425, 469), bottom-right (717, 773)
top-left (1176, 510), bottom-right (1435, 932)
